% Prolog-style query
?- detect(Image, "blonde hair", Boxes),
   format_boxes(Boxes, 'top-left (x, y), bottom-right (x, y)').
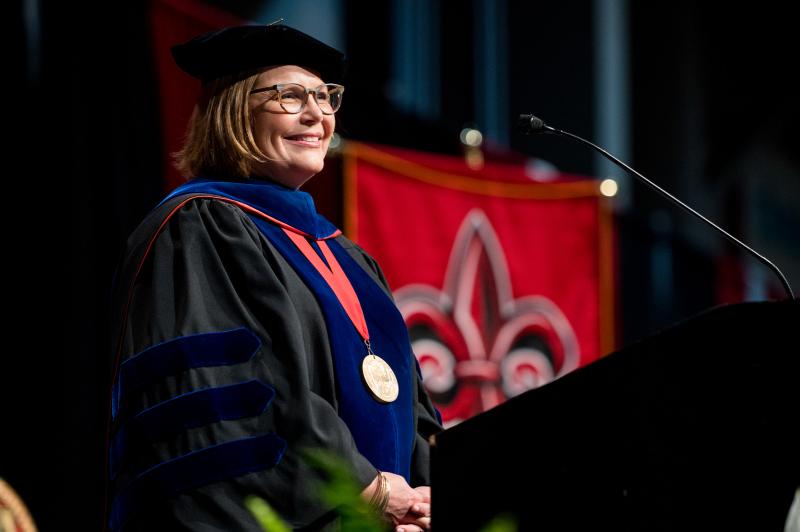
top-left (173, 72), bottom-right (269, 179)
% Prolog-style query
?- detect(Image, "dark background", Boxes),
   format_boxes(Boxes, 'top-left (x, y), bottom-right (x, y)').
top-left (6, 1), bottom-right (798, 529)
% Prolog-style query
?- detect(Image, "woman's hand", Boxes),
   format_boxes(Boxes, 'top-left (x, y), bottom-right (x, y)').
top-left (394, 485), bottom-right (431, 532)
top-left (361, 473), bottom-right (430, 530)
top-left (382, 473), bottom-right (428, 528)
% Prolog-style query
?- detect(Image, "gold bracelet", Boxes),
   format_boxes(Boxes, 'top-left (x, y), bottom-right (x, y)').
top-left (368, 473), bottom-right (385, 510)
top-left (368, 473), bottom-right (390, 514)
top-left (377, 474), bottom-right (391, 513)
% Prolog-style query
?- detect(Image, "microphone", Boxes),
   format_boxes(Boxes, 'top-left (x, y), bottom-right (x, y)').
top-left (518, 113), bottom-right (795, 300)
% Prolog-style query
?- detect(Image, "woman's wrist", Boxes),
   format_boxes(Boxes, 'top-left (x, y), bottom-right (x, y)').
top-left (367, 472), bottom-right (391, 515)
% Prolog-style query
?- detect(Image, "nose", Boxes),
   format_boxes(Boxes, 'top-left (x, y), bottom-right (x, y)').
top-left (299, 92), bottom-right (324, 123)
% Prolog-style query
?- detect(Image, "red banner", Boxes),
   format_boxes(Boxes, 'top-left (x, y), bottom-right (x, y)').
top-left (345, 142), bottom-right (615, 425)
top-left (150, 0), bottom-right (247, 192)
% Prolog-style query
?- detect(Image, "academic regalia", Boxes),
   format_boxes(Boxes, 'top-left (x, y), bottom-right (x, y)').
top-left (107, 177), bottom-right (443, 531)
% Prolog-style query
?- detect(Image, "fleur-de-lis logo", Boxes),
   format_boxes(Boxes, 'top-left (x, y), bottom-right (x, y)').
top-left (395, 209), bottom-right (580, 425)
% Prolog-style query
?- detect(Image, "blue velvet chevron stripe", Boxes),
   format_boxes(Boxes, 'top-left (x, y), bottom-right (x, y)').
top-left (109, 433), bottom-right (287, 531)
top-left (112, 327), bottom-right (261, 419)
top-left (110, 380), bottom-right (276, 480)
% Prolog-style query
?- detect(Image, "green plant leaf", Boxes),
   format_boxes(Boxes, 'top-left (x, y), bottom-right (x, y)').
top-left (300, 448), bottom-right (385, 531)
top-left (480, 513), bottom-right (518, 532)
top-left (246, 448), bottom-right (388, 531)
top-left (245, 495), bottom-right (291, 532)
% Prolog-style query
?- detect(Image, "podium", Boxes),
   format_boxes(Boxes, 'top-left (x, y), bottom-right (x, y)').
top-left (431, 301), bottom-right (799, 531)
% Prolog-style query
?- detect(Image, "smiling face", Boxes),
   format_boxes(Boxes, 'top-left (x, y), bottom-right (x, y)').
top-left (248, 65), bottom-right (335, 189)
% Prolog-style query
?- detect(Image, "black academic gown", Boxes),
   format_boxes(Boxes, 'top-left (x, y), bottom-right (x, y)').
top-left (107, 180), bottom-right (442, 531)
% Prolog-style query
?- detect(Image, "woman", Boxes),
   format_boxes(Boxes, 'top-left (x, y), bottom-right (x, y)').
top-left (107, 23), bottom-right (442, 531)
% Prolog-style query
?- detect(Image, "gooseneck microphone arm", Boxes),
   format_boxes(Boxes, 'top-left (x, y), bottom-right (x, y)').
top-left (518, 114), bottom-right (795, 300)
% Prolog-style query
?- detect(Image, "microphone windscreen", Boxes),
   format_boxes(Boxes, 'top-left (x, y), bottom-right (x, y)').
top-left (518, 114), bottom-right (545, 133)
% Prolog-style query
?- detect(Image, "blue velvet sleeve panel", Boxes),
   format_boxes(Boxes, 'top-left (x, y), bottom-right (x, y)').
top-left (110, 199), bottom-right (379, 531)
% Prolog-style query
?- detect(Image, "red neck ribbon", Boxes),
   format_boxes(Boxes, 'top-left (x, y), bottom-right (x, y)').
top-left (282, 229), bottom-right (371, 345)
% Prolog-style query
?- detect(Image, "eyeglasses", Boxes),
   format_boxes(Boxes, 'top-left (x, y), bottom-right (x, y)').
top-left (250, 83), bottom-right (345, 115)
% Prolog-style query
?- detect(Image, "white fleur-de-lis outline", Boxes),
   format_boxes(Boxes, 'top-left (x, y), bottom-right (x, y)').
top-left (395, 209), bottom-right (580, 420)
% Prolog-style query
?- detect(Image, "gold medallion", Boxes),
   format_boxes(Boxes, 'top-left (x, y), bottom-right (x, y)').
top-left (361, 354), bottom-right (399, 403)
